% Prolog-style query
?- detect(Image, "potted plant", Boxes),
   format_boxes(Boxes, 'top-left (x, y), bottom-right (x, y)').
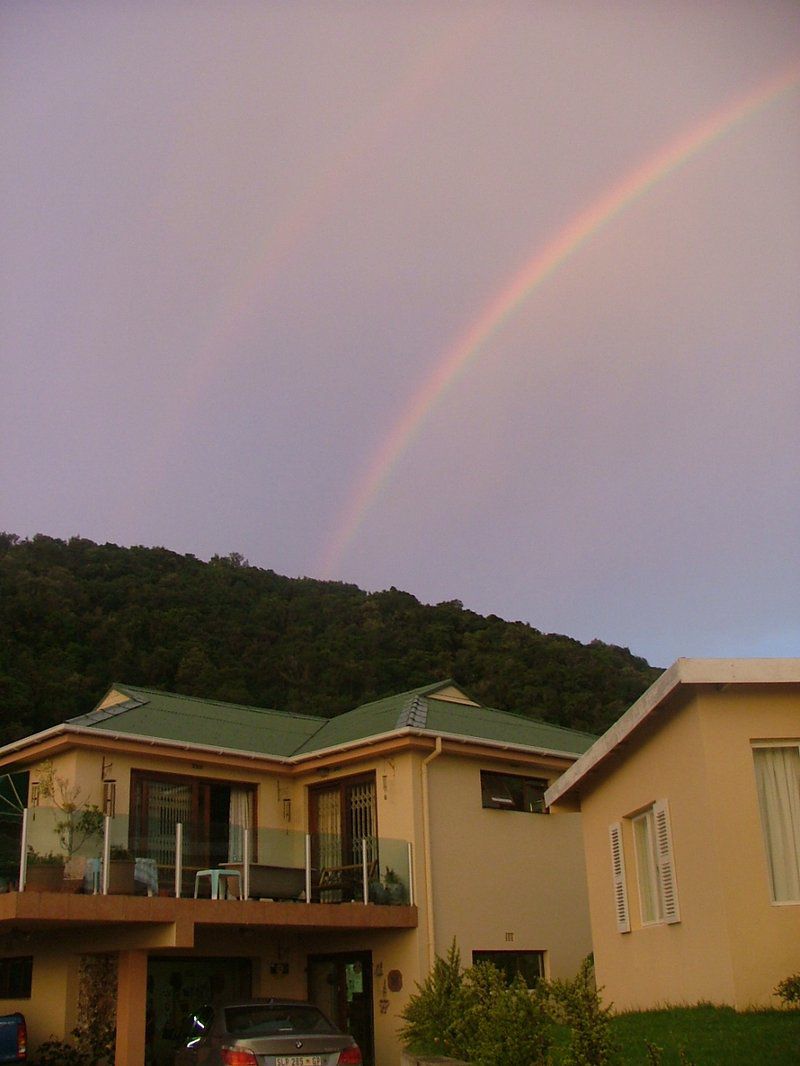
top-left (369, 877), bottom-right (387, 904)
top-left (107, 846), bottom-right (136, 895)
top-left (25, 848), bottom-right (65, 892)
top-left (383, 867), bottom-right (405, 904)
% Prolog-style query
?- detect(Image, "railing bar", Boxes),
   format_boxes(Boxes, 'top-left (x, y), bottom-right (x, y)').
top-left (305, 834), bottom-right (311, 904)
top-left (408, 840), bottom-right (414, 907)
top-left (19, 808), bottom-right (28, 892)
top-left (243, 826), bottom-right (250, 901)
top-left (101, 815), bottom-right (111, 894)
top-left (362, 837), bottom-right (368, 905)
top-left (175, 822), bottom-right (183, 898)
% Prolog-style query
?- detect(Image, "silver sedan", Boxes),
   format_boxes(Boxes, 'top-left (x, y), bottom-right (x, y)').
top-left (174, 999), bottom-right (362, 1066)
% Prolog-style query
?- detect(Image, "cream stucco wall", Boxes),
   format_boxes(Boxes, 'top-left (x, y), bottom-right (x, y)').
top-left (426, 753), bottom-right (592, 979)
top-left (574, 685), bottom-right (800, 1010)
top-left (0, 939), bottom-right (80, 1053)
top-left (15, 736), bottom-right (589, 1063)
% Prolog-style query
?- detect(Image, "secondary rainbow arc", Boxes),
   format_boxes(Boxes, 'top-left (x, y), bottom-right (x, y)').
top-left (319, 61), bottom-right (800, 576)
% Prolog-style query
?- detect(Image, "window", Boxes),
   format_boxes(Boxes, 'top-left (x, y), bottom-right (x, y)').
top-left (0, 957), bottom-right (32, 998)
top-left (309, 774), bottom-right (377, 901)
top-left (480, 771), bottom-right (548, 813)
top-left (632, 809), bottom-right (663, 924)
top-left (130, 771), bottom-right (255, 867)
top-left (753, 745), bottom-right (800, 902)
top-left (630, 800), bottom-right (680, 926)
top-left (471, 950), bottom-right (544, 988)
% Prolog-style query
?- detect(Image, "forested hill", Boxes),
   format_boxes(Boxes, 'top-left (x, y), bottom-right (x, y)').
top-left (0, 533), bottom-right (661, 746)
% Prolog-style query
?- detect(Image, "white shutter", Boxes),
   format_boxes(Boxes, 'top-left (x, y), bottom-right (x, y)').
top-left (653, 799), bottom-right (680, 924)
top-left (609, 822), bottom-right (630, 933)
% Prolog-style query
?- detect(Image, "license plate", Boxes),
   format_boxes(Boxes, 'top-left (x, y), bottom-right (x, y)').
top-left (275, 1057), bottom-right (323, 1066)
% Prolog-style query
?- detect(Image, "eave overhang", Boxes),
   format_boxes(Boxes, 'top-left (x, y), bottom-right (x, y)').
top-left (545, 657), bottom-right (800, 808)
top-left (0, 722), bottom-right (583, 778)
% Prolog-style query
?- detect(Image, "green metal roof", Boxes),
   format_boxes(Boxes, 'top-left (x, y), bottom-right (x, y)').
top-left (69, 684), bottom-right (326, 758)
top-left (424, 699), bottom-right (596, 755)
top-left (67, 681), bottom-right (596, 760)
top-left (291, 681), bottom-right (455, 755)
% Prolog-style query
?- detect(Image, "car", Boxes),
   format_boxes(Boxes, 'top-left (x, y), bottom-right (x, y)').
top-left (173, 998), bottom-right (362, 1066)
top-left (0, 1013), bottom-right (26, 1062)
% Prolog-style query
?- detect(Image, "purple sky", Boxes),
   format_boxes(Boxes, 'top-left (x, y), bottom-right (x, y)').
top-left (2, 2), bottom-right (799, 668)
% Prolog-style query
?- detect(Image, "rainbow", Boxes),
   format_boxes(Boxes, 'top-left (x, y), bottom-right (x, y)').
top-left (320, 61), bottom-right (800, 576)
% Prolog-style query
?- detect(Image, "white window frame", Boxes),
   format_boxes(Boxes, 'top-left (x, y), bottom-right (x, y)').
top-left (632, 808), bottom-right (663, 925)
top-left (629, 799), bottom-right (680, 927)
top-left (752, 742), bottom-right (800, 905)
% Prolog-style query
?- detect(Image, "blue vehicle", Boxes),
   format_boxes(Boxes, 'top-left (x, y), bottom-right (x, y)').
top-left (0, 1014), bottom-right (26, 1062)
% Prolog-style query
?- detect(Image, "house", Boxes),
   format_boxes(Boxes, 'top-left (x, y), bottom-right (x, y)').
top-left (545, 658), bottom-right (800, 1012)
top-left (0, 680), bottom-right (594, 1065)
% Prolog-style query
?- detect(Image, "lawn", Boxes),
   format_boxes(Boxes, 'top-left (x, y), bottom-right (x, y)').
top-left (551, 1004), bottom-right (800, 1065)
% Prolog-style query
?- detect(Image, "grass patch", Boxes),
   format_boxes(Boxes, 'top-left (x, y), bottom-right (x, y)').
top-left (605, 1004), bottom-right (800, 1065)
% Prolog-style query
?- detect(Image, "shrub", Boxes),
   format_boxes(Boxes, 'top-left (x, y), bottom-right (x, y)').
top-left (462, 962), bottom-right (550, 1066)
top-left (400, 940), bottom-right (466, 1058)
top-left (31, 1039), bottom-right (86, 1066)
top-left (400, 940), bottom-right (551, 1066)
top-left (540, 956), bottom-right (616, 1066)
top-left (775, 973), bottom-right (800, 1007)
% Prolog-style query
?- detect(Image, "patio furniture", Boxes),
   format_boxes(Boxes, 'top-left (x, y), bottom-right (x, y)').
top-left (316, 859), bottom-right (377, 900)
top-left (220, 862), bottom-right (305, 900)
top-left (193, 868), bottom-right (243, 900)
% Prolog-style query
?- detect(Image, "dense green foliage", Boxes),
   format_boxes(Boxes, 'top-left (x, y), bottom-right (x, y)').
top-left (0, 532), bottom-right (659, 744)
top-left (400, 941), bottom-right (551, 1066)
top-left (544, 958), bottom-right (616, 1066)
top-left (774, 972), bottom-right (800, 1006)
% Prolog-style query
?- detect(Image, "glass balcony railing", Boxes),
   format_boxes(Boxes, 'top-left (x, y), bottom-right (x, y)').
top-left (17, 810), bottom-right (414, 906)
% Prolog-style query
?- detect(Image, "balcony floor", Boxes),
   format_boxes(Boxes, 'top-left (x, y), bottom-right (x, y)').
top-left (0, 891), bottom-right (417, 944)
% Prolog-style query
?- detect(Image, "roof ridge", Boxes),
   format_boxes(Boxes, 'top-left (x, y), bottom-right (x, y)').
top-left (396, 694), bottom-right (429, 729)
top-left (68, 696), bottom-right (144, 727)
top-left (112, 683), bottom-right (325, 722)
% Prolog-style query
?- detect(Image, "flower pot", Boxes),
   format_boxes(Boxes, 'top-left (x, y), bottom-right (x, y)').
top-left (26, 862), bottom-right (65, 892)
top-left (107, 859), bottom-right (136, 895)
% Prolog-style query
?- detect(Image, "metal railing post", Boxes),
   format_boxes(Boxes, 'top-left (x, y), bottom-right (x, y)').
top-left (243, 826), bottom-right (251, 901)
top-left (18, 809), bottom-right (28, 892)
top-left (175, 822), bottom-right (183, 898)
top-left (361, 838), bottom-right (369, 905)
top-left (101, 815), bottom-right (111, 894)
top-left (305, 834), bottom-right (311, 904)
top-left (407, 841), bottom-right (414, 906)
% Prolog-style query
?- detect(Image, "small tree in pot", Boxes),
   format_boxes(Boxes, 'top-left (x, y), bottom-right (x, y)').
top-left (35, 762), bottom-right (104, 879)
top-left (107, 846), bottom-right (136, 895)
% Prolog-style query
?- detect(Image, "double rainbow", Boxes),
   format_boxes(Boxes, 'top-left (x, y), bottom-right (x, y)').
top-left (320, 61), bottom-right (800, 576)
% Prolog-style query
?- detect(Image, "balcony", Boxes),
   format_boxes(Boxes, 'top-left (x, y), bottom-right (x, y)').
top-left (4, 807), bottom-right (416, 935)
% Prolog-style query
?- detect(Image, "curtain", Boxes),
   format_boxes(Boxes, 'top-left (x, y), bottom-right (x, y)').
top-left (753, 746), bottom-right (800, 902)
top-left (228, 788), bottom-right (252, 862)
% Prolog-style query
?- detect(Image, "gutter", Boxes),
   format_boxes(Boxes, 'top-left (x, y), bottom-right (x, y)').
top-left (0, 723), bottom-right (293, 768)
top-left (293, 725), bottom-right (588, 765)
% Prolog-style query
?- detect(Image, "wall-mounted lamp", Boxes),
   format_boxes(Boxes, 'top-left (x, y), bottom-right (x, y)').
top-left (282, 798), bottom-right (292, 822)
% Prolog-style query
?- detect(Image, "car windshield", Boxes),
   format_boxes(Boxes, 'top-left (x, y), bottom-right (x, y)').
top-left (224, 1005), bottom-right (337, 1037)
